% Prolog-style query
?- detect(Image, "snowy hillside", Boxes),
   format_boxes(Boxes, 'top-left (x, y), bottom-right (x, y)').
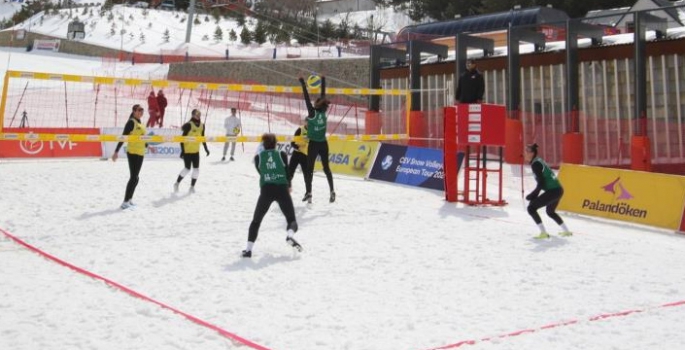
top-left (9, 3), bottom-right (414, 59)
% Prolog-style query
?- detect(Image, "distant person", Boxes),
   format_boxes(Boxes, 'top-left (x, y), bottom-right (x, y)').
top-left (298, 76), bottom-right (335, 203)
top-left (222, 107), bottom-right (241, 161)
top-left (288, 121), bottom-right (312, 202)
top-left (456, 59), bottom-right (484, 104)
top-left (524, 143), bottom-right (572, 239)
top-left (242, 133), bottom-right (301, 258)
top-left (156, 89), bottom-right (168, 128)
top-left (173, 109), bottom-right (210, 194)
top-left (146, 91), bottom-right (160, 128)
top-left (111, 104), bottom-right (147, 209)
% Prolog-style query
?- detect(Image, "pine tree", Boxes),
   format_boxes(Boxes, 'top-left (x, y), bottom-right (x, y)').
top-left (194, 16), bottom-right (201, 25)
top-left (320, 19), bottom-right (335, 43)
top-left (253, 20), bottom-right (267, 45)
top-left (228, 29), bottom-right (237, 42)
top-left (213, 26), bottom-right (223, 42)
top-left (163, 28), bottom-right (170, 43)
top-left (240, 27), bottom-right (251, 45)
top-left (139, 31), bottom-right (145, 43)
top-left (211, 9), bottom-right (221, 24)
top-left (276, 27), bottom-right (290, 45)
top-left (102, 0), bottom-right (113, 11)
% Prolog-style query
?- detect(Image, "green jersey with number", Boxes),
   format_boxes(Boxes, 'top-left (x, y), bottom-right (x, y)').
top-left (259, 149), bottom-right (288, 187)
top-left (307, 110), bottom-right (327, 142)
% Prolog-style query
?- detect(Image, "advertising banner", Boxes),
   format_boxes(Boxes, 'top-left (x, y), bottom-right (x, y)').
top-left (558, 164), bottom-right (685, 231)
top-left (369, 144), bottom-right (461, 191)
top-left (101, 127), bottom-right (182, 159)
top-left (33, 39), bottom-right (60, 52)
top-left (0, 128), bottom-right (101, 158)
top-left (312, 140), bottom-right (378, 178)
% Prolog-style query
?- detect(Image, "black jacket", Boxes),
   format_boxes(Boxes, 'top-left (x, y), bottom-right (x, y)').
top-left (456, 69), bottom-right (484, 103)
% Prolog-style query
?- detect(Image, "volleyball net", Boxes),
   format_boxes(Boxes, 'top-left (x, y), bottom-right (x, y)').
top-left (0, 70), bottom-right (410, 144)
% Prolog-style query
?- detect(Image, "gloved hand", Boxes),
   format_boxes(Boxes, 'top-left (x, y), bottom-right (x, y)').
top-left (525, 193), bottom-right (537, 201)
top-left (180, 152), bottom-right (185, 159)
top-left (205, 149), bottom-right (210, 157)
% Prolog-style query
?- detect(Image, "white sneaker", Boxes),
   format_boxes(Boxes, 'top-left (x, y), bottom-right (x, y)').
top-left (189, 186), bottom-right (196, 194)
top-left (120, 201), bottom-right (132, 210)
top-left (173, 182), bottom-right (179, 193)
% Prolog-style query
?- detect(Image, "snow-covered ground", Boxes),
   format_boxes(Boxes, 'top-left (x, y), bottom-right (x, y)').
top-left (2, 147), bottom-right (685, 350)
top-left (2, 15), bottom-right (685, 350)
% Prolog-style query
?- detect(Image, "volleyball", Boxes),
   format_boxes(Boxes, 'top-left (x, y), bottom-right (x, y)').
top-left (306, 75), bottom-right (322, 89)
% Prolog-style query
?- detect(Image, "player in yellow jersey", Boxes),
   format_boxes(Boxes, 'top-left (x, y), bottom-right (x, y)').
top-left (111, 104), bottom-right (147, 209)
top-left (173, 109), bottom-right (210, 193)
top-left (288, 121), bottom-right (312, 202)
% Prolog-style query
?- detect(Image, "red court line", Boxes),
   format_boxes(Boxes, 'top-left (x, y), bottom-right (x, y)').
top-left (425, 300), bottom-right (685, 350)
top-left (1, 227), bottom-right (270, 350)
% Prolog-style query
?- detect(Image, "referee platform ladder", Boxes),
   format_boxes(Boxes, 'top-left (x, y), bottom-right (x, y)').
top-left (462, 145), bottom-right (506, 206)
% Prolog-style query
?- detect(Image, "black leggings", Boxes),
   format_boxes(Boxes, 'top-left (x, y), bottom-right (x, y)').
top-left (125, 153), bottom-right (144, 202)
top-left (306, 140), bottom-right (334, 193)
top-left (288, 151), bottom-right (311, 193)
top-left (248, 184), bottom-right (298, 243)
top-left (527, 187), bottom-right (564, 225)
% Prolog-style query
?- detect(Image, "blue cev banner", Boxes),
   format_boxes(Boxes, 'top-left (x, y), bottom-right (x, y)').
top-left (368, 144), bottom-right (463, 191)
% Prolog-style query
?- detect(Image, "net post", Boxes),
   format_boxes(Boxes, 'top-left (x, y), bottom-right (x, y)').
top-left (0, 72), bottom-right (10, 132)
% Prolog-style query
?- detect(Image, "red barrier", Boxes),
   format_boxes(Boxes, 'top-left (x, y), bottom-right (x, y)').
top-left (562, 132), bottom-right (584, 164)
top-left (365, 110), bottom-right (381, 134)
top-left (443, 106), bottom-right (458, 202)
top-left (631, 135), bottom-right (652, 171)
top-left (504, 118), bottom-right (523, 164)
top-left (409, 110), bottom-right (427, 147)
top-left (0, 128), bottom-right (102, 158)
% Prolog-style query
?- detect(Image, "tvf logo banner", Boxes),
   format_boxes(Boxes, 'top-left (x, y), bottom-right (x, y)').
top-left (0, 128), bottom-right (102, 158)
top-left (558, 164), bottom-right (685, 231)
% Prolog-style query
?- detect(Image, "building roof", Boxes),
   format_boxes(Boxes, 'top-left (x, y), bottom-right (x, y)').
top-left (612, 0), bottom-right (685, 27)
top-left (396, 6), bottom-right (569, 41)
top-left (584, 7), bottom-right (631, 27)
top-left (652, 0), bottom-right (684, 25)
